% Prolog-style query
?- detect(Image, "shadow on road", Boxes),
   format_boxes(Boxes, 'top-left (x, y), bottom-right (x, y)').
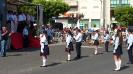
top-left (72, 55), bottom-right (89, 61)
top-left (81, 55), bottom-right (89, 58)
top-left (7, 54), bottom-right (22, 57)
top-left (7, 47), bottom-right (39, 52)
top-left (47, 62), bottom-right (61, 67)
top-left (120, 65), bottom-right (130, 71)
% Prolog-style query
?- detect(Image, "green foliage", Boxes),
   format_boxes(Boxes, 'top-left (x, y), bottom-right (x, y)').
top-left (93, 24), bottom-right (96, 27)
top-left (18, 5), bottom-right (36, 16)
top-left (33, 0), bottom-right (70, 19)
top-left (114, 6), bottom-right (133, 27)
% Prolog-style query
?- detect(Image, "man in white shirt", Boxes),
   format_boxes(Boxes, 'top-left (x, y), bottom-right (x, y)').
top-left (127, 31), bottom-right (133, 64)
top-left (104, 31), bottom-right (110, 52)
top-left (74, 29), bottom-right (82, 59)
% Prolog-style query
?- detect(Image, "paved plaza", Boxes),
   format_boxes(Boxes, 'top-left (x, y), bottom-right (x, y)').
top-left (0, 43), bottom-right (133, 74)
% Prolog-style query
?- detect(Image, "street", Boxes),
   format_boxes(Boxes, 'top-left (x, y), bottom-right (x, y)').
top-left (0, 43), bottom-right (133, 74)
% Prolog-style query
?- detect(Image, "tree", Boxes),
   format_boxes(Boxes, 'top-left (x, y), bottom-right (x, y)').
top-left (33, 0), bottom-right (70, 23)
top-left (114, 6), bottom-right (133, 27)
top-left (18, 5), bottom-right (36, 16)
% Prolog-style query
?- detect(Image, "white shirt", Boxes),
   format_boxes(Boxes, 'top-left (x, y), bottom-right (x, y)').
top-left (74, 32), bottom-right (82, 42)
top-left (126, 29), bottom-right (128, 40)
top-left (127, 34), bottom-right (133, 50)
top-left (40, 34), bottom-right (48, 53)
top-left (40, 34), bottom-right (46, 42)
top-left (94, 33), bottom-right (99, 40)
top-left (104, 34), bottom-right (110, 42)
top-left (114, 37), bottom-right (119, 50)
top-left (66, 34), bottom-right (72, 48)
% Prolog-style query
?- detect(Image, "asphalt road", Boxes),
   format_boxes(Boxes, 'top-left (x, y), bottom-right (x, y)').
top-left (0, 43), bottom-right (133, 74)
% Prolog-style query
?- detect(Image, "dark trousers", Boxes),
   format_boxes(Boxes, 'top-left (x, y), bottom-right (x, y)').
top-left (23, 35), bottom-right (29, 48)
top-left (105, 41), bottom-right (109, 52)
top-left (128, 45), bottom-right (133, 63)
top-left (47, 36), bottom-right (51, 44)
top-left (17, 21), bottom-right (26, 33)
top-left (76, 42), bottom-right (82, 58)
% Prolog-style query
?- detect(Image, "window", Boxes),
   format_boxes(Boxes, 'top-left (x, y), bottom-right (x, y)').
top-left (111, 0), bottom-right (129, 7)
top-left (121, 0), bottom-right (129, 4)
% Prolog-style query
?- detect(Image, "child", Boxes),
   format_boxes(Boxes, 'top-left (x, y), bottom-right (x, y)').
top-left (93, 30), bottom-right (99, 55)
top-left (65, 30), bottom-right (74, 61)
top-left (113, 30), bottom-right (123, 71)
top-left (40, 31), bottom-right (49, 67)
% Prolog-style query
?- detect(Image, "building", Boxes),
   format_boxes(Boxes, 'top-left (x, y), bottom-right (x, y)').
top-left (110, 0), bottom-right (131, 27)
top-left (55, 0), bottom-right (78, 28)
top-left (56, 0), bottom-right (110, 29)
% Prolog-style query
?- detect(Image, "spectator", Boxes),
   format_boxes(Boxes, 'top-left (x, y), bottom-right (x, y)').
top-left (23, 26), bottom-right (29, 48)
top-left (1, 27), bottom-right (8, 57)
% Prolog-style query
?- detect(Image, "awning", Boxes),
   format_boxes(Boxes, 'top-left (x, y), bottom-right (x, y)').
top-left (7, 0), bottom-right (37, 12)
top-left (7, 0), bottom-right (36, 6)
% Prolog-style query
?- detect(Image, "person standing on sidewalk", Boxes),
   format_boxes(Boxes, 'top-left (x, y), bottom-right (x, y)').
top-left (40, 31), bottom-right (49, 67)
top-left (23, 26), bottom-right (29, 48)
top-left (113, 30), bottom-right (123, 71)
top-left (127, 31), bottom-right (133, 64)
top-left (93, 30), bottom-right (99, 55)
top-left (104, 31), bottom-right (110, 52)
top-left (74, 29), bottom-right (83, 59)
top-left (65, 30), bottom-right (74, 61)
top-left (1, 27), bottom-right (8, 57)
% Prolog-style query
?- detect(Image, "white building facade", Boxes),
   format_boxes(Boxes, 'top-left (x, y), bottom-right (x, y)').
top-left (56, 0), bottom-right (110, 29)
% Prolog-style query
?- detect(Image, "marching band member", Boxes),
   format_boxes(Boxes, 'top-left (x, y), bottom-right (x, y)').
top-left (65, 30), bottom-right (74, 61)
top-left (113, 30), bottom-right (123, 71)
top-left (40, 31), bottom-right (49, 67)
top-left (93, 30), bottom-right (99, 55)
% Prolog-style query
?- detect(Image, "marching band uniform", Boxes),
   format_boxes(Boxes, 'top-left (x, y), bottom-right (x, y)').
top-left (113, 37), bottom-right (123, 55)
top-left (113, 36), bottom-right (123, 71)
top-left (40, 33), bottom-right (49, 67)
top-left (65, 33), bottom-right (74, 61)
top-left (93, 32), bottom-right (99, 55)
top-left (94, 33), bottom-right (99, 46)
